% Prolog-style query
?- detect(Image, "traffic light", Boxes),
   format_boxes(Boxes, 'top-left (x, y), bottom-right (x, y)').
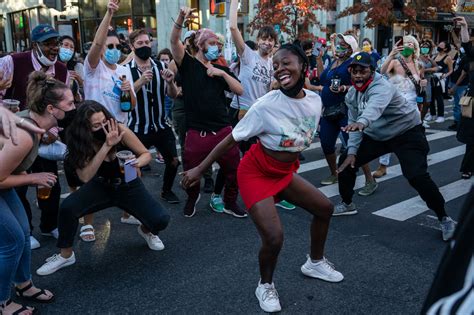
top-left (210, 0), bottom-right (226, 16)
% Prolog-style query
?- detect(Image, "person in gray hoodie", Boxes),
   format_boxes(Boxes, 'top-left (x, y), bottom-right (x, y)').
top-left (334, 52), bottom-right (456, 242)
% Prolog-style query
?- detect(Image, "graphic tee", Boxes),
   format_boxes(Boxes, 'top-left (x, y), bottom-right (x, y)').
top-left (233, 89), bottom-right (322, 152)
top-left (84, 58), bottom-right (135, 124)
top-left (230, 44), bottom-right (273, 110)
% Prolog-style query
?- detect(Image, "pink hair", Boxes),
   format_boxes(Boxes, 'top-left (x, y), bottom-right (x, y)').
top-left (194, 28), bottom-right (218, 50)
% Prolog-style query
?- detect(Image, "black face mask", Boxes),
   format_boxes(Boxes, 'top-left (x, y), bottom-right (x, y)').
top-left (437, 47), bottom-right (444, 52)
top-left (280, 73), bottom-right (305, 98)
top-left (57, 109), bottom-right (76, 129)
top-left (92, 128), bottom-right (107, 143)
top-left (135, 46), bottom-right (152, 60)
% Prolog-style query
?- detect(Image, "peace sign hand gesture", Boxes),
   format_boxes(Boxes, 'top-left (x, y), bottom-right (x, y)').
top-left (103, 119), bottom-right (125, 147)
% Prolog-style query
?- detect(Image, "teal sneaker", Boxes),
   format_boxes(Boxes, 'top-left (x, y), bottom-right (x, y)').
top-left (210, 193), bottom-right (225, 213)
top-left (275, 200), bottom-right (296, 210)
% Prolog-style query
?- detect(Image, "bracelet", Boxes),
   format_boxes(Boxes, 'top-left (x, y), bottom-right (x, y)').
top-left (171, 17), bottom-right (184, 29)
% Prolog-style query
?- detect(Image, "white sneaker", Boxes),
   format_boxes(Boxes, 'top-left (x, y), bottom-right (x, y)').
top-left (422, 121), bottom-right (430, 128)
top-left (255, 281), bottom-right (281, 313)
top-left (41, 228), bottom-right (59, 239)
top-left (121, 215), bottom-right (141, 225)
top-left (36, 252), bottom-right (76, 276)
top-left (301, 255), bottom-right (344, 282)
top-left (137, 226), bottom-right (164, 251)
top-left (424, 114), bottom-right (434, 121)
top-left (30, 236), bottom-right (40, 250)
top-left (435, 116), bottom-right (445, 123)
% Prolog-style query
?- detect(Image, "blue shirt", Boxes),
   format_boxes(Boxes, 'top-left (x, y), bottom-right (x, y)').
top-left (320, 58), bottom-right (352, 108)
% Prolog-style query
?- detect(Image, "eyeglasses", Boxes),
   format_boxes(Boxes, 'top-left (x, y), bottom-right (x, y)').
top-left (107, 43), bottom-right (124, 50)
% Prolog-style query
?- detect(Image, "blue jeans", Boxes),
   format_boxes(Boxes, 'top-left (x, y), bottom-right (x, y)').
top-left (319, 116), bottom-right (349, 155)
top-left (0, 189), bottom-right (31, 302)
top-left (453, 85), bottom-right (468, 123)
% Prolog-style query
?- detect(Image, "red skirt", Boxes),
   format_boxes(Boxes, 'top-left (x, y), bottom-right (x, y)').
top-left (237, 142), bottom-right (300, 209)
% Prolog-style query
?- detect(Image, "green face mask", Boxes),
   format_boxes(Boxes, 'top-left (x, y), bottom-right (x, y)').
top-left (400, 47), bottom-right (415, 57)
top-left (420, 47), bottom-right (430, 55)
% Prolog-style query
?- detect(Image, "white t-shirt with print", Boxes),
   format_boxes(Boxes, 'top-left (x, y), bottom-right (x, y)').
top-left (84, 58), bottom-right (135, 124)
top-left (230, 45), bottom-right (273, 110)
top-left (232, 89), bottom-right (322, 152)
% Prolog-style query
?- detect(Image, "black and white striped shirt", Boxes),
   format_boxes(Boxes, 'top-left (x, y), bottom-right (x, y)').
top-left (126, 58), bottom-right (170, 134)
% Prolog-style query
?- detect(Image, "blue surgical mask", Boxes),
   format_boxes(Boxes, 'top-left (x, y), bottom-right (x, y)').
top-left (104, 48), bottom-right (121, 65)
top-left (59, 47), bottom-right (74, 62)
top-left (204, 45), bottom-right (220, 61)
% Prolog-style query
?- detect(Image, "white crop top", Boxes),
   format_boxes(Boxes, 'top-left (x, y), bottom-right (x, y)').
top-left (232, 89), bottom-right (322, 152)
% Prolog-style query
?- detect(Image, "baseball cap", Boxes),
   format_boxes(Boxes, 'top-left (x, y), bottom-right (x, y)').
top-left (31, 24), bottom-right (60, 42)
top-left (183, 30), bottom-right (196, 41)
top-left (349, 52), bottom-right (375, 69)
top-left (337, 33), bottom-right (358, 52)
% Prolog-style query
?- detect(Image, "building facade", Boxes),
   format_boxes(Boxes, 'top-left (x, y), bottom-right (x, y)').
top-left (0, 0), bottom-right (465, 56)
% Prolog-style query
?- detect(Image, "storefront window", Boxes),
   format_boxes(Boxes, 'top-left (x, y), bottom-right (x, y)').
top-left (133, 16), bottom-right (157, 38)
top-left (79, 0), bottom-right (157, 52)
top-left (132, 0), bottom-right (155, 16)
top-left (10, 10), bottom-right (31, 52)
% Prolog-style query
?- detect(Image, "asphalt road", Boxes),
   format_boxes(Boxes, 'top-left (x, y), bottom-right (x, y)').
top-left (22, 102), bottom-right (473, 314)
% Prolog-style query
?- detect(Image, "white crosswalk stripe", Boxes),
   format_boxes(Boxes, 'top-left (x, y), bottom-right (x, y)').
top-left (317, 145), bottom-right (465, 198)
top-left (373, 179), bottom-right (472, 221)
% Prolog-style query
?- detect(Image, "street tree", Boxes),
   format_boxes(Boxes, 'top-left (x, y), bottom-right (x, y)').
top-left (337, 0), bottom-right (454, 30)
top-left (248, 0), bottom-right (335, 42)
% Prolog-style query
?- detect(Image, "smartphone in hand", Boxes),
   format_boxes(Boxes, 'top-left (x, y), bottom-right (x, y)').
top-left (124, 158), bottom-right (138, 183)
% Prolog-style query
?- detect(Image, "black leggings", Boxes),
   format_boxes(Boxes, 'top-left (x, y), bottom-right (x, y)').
top-left (338, 125), bottom-right (447, 220)
top-left (460, 144), bottom-right (474, 173)
top-left (430, 82), bottom-right (445, 117)
top-left (56, 177), bottom-right (170, 248)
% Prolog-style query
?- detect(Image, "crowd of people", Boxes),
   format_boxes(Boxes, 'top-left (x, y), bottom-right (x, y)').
top-left (0, 0), bottom-right (472, 313)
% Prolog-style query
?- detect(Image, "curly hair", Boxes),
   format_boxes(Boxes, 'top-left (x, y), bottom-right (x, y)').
top-left (65, 100), bottom-right (115, 170)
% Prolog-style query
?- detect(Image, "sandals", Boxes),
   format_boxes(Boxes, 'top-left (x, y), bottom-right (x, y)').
top-left (2, 299), bottom-right (37, 315)
top-left (462, 172), bottom-right (472, 179)
top-left (79, 225), bottom-right (96, 242)
top-left (15, 281), bottom-right (54, 304)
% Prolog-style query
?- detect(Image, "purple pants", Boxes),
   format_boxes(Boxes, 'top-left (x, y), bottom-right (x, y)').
top-left (183, 126), bottom-right (240, 204)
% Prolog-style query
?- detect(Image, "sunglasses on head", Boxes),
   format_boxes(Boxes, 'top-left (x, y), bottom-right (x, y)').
top-left (107, 43), bottom-right (124, 50)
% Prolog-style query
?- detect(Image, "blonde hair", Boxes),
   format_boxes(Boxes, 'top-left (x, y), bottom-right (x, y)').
top-left (403, 35), bottom-right (420, 59)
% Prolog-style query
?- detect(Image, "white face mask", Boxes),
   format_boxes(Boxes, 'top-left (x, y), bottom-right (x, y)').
top-left (36, 44), bottom-right (57, 66)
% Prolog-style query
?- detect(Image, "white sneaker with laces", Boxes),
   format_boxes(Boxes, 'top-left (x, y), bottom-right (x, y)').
top-left (41, 228), bottom-right (59, 239)
top-left (121, 215), bottom-right (141, 225)
top-left (255, 281), bottom-right (281, 313)
top-left (36, 252), bottom-right (76, 276)
top-left (30, 236), bottom-right (40, 250)
top-left (137, 226), bottom-right (164, 251)
top-left (435, 116), bottom-right (445, 123)
top-left (301, 255), bottom-right (344, 282)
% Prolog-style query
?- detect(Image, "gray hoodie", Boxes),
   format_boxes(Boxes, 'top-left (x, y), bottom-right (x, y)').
top-left (345, 73), bottom-right (421, 155)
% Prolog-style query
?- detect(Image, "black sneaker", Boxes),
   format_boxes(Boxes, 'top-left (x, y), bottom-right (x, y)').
top-left (223, 202), bottom-right (248, 218)
top-left (184, 194), bottom-right (201, 218)
top-left (203, 178), bottom-right (214, 193)
top-left (447, 123), bottom-right (458, 131)
top-left (161, 190), bottom-right (180, 204)
top-left (299, 153), bottom-right (306, 161)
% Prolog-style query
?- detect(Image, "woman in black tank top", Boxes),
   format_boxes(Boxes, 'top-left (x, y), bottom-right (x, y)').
top-left (35, 101), bottom-right (170, 277)
top-left (428, 41), bottom-right (454, 123)
top-left (0, 72), bottom-right (75, 313)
